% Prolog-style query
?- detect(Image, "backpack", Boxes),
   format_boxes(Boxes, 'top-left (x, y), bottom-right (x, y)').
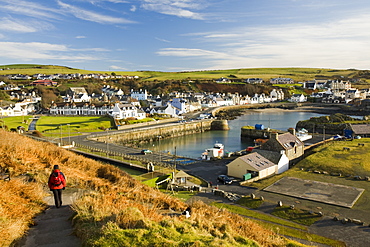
top-left (50, 172), bottom-right (63, 186)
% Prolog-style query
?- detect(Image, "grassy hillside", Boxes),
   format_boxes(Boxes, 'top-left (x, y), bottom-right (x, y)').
top-left (0, 130), bottom-right (307, 247)
top-left (1, 64), bottom-right (369, 82)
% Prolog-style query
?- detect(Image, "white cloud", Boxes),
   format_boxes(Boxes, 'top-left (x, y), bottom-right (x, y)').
top-left (155, 37), bottom-right (171, 43)
top-left (130, 5), bottom-right (137, 12)
top-left (75, 36), bottom-right (87, 39)
top-left (57, 0), bottom-right (136, 24)
top-left (0, 0), bottom-right (61, 20)
top-left (0, 17), bottom-right (52, 33)
top-left (110, 65), bottom-right (127, 70)
top-left (141, 0), bottom-right (206, 20)
top-left (160, 14), bottom-right (370, 70)
top-left (0, 41), bottom-right (104, 61)
top-left (157, 48), bottom-right (225, 59)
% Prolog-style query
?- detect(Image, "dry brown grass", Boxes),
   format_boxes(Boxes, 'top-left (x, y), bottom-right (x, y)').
top-left (0, 129), bottom-right (304, 246)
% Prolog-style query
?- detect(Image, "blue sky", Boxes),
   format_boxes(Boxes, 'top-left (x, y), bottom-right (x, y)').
top-left (0, 0), bottom-right (369, 72)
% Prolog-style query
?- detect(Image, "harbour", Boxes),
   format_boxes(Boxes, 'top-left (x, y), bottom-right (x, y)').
top-left (140, 110), bottom-right (327, 159)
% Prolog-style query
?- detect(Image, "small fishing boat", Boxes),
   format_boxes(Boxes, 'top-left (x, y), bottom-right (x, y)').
top-left (201, 142), bottom-right (224, 160)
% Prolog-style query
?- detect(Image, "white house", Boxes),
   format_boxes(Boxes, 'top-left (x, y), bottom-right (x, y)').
top-left (270, 89), bottom-right (284, 101)
top-left (131, 89), bottom-right (148, 100)
top-left (110, 103), bottom-right (146, 120)
top-left (345, 89), bottom-right (362, 103)
top-left (215, 77), bottom-right (231, 83)
top-left (289, 94), bottom-right (307, 103)
top-left (152, 104), bottom-right (178, 117)
top-left (170, 98), bottom-right (187, 115)
top-left (64, 87), bottom-right (91, 103)
top-left (0, 102), bottom-right (35, 116)
top-left (270, 78), bottom-right (294, 84)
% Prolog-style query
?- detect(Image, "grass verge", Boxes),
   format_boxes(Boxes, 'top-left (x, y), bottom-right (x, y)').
top-left (211, 202), bottom-right (345, 247)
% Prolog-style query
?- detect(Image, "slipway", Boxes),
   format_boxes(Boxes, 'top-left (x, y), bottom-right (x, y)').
top-left (264, 176), bottom-right (364, 208)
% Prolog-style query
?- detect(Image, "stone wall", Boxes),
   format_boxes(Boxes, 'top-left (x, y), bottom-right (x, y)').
top-left (241, 126), bottom-right (285, 139)
top-left (92, 120), bottom-right (220, 145)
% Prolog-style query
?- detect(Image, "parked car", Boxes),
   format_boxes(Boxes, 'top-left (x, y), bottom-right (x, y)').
top-left (217, 175), bottom-right (232, 185)
top-left (141, 149), bottom-right (152, 155)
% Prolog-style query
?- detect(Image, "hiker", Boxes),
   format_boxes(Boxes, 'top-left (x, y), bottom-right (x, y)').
top-left (48, 165), bottom-right (66, 208)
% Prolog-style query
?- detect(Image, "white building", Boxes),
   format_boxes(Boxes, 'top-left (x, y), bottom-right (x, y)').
top-left (50, 102), bottom-right (113, 115)
top-left (131, 89), bottom-right (148, 100)
top-left (289, 94), bottom-right (307, 103)
top-left (110, 103), bottom-right (146, 120)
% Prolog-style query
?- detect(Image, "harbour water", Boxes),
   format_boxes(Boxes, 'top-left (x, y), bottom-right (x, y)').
top-left (141, 110), bottom-right (326, 159)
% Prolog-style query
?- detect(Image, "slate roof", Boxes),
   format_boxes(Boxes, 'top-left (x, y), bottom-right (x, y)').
top-left (350, 124), bottom-right (370, 135)
top-left (237, 152), bottom-right (276, 171)
top-left (252, 149), bottom-right (283, 164)
top-left (276, 132), bottom-right (304, 150)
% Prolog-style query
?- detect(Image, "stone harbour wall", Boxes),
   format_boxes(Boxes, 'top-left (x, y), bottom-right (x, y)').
top-left (92, 119), bottom-right (227, 145)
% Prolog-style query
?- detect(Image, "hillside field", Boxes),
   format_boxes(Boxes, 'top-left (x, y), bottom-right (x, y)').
top-left (1, 64), bottom-right (370, 82)
top-left (0, 130), bottom-right (309, 247)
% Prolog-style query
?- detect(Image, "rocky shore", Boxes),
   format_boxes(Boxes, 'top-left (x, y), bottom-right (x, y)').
top-left (215, 103), bottom-right (369, 120)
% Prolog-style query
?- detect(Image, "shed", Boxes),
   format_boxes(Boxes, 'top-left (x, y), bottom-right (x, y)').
top-left (227, 152), bottom-right (277, 181)
top-left (350, 124), bottom-right (370, 137)
top-left (174, 170), bottom-right (192, 185)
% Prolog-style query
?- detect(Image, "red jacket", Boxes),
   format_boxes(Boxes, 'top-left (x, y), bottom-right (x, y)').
top-left (48, 169), bottom-right (66, 190)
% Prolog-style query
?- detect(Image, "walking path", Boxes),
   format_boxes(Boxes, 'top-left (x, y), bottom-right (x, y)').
top-left (18, 188), bottom-right (82, 247)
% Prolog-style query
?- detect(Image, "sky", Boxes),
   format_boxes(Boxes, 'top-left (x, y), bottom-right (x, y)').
top-left (0, 0), bottom-right (370, 72)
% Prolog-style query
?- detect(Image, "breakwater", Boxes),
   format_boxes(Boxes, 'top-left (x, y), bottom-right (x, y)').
top-left (241, 126), bottom-right (286, 140)
top-left (89, 119), bottom-right (229, 146)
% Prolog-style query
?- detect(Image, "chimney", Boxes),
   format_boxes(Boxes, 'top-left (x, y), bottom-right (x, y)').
top-left (270, 132), bottom-right (279, 139)
top-left (288, 128), bottom-right (296, 136)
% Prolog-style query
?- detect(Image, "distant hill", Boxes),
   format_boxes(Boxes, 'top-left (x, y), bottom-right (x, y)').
top-left (1, 64), bottom-right (369, 82)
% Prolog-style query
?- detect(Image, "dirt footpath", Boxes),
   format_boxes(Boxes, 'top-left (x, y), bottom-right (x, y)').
top-left (18, 188), bottom-right (82, 247)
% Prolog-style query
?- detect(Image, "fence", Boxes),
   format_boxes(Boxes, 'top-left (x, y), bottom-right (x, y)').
top-left (74, 142), bottom-right (176, 170)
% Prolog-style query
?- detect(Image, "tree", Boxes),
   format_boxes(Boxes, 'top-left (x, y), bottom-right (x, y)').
top-left (0, 91), bottom-right (10, 101)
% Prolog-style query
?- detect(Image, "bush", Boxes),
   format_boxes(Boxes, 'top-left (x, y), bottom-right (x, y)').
top-left (32, 130), bottom-right (43, 137)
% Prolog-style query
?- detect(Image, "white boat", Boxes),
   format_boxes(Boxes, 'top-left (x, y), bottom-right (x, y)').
top-left (296, 128), bottom-right (312, 141)
top-left (201, 142), bottom-right (224, 160)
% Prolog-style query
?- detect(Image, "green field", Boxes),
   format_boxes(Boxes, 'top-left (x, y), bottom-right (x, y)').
top-left (0, 115), bottom-right (33, 130)
top-left (36, 116), bottom-right (114, 136)
top-left (1, 64), bottom-right (368, 82)
top-left (250, 138), bottom-right (370, 213)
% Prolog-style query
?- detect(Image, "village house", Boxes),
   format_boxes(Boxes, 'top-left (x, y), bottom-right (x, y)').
top-left (345, 89), bottom-right (362, 103)
top-left (329, 80), bottom-right (351, 90)
top-left (110, 103), bottom-right (146, 120)
top-left (63, 87), bottom-right (91, 103)
top-left (151, 104), bottom-right (179, 117)
top-left (244, 78), bottom-right (263, 84)
top-left (270, 89), bottom-right (284, 101)
top-left (215, 77), bottom-right (231, 83)
top-left (260, 132), bottom-right (304, 161)
top-left (131, 89), bottom-right (148, 100)
top-left (289, 94), bottom-right (307, 103)
top-left (170, 98), bottom-right (188, 115)
top-left (0, 102), bottom-right (35, 116)
top-left (30, 79), bottom-right (57, 87)
top-left (270, 78), bottom-right (294, 84)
